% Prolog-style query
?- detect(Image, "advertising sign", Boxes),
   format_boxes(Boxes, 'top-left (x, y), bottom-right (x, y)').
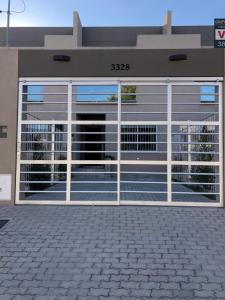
top-left (214, 19), bottom-right (225, 48)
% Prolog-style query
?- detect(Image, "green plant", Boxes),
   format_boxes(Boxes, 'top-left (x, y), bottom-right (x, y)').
top-left (121, 86), bottom-right (136, 101)
top-left (172, 157), bottom-right (186, 182)
top-left (57, 154), bottom-right (67, 181)
top-left (29, 134), bottom-right (51, 191)
top-left (107, 86), bottom-right (137, 102)
top-left (191, 125), bottom-right (215, 197)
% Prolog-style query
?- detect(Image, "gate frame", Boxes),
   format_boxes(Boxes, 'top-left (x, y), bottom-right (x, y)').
top-left (16, 77), bottom-right (224, 207)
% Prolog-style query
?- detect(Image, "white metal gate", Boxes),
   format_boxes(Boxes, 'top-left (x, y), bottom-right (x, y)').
top-left (16, 78), bottom-right (223, 206)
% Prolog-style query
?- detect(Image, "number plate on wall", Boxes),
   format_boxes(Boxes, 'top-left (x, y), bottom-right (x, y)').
top-left (0, 175), bottom-right (12, 201)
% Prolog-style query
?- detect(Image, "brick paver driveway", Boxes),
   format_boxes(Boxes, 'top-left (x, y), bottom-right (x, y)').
top-left (0, 206), bottom-right (225, 300)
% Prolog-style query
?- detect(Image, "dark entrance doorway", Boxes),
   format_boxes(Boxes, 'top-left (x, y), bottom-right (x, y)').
top-left (77, 114), bottom-right (105, 161)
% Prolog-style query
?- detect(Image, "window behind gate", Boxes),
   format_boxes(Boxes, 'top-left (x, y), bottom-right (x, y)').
top-left (121, 125), bottom-right (157, 151)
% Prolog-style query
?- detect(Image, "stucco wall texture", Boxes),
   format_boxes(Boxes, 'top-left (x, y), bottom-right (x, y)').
top-left (0, 49), bottom-right (18, 204)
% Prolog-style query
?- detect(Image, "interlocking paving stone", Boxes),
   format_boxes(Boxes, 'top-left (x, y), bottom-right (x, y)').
top-left (0, 206), bottom-right (224, 299)
top-left (13, 296), bottom-right (33, 300)
top-left (0, 296), bottom-right (13, 300)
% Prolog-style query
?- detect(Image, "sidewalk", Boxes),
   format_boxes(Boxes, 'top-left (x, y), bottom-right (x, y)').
top-left (0, 205), bottom-right (224, 299)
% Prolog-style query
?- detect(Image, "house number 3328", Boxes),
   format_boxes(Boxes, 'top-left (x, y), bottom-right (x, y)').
top-left (111, 64), bottom-right (130, 71)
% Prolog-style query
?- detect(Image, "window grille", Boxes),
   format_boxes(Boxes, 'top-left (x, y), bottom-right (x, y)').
top-left (121, 125), bottom-right (157, 151)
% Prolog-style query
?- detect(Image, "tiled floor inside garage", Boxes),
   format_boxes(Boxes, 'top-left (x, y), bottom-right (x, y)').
top-left (0, 205), bottom-right (225, 299)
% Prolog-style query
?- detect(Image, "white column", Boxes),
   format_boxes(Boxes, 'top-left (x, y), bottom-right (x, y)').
top-left (66, 82), bottom-right (72, 203)
top-left (51, 124), bottom-right (55, 182)
top-left (117, 82), bottom-right (121, 205)
top-left (218, 83), bottom-right (223, 207)
top-left (187, 120), bottom-right (192, 181)
top-left (167, 83), bottom-right (172, 204)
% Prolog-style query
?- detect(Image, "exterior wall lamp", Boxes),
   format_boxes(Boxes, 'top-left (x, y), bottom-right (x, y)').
top-left (53, 55), bottom-right (71, 62)
top-left (169, 54), bottom-right (188, 61)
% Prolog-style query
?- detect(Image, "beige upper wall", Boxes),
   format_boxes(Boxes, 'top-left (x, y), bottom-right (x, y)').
top-left (44, 35), bottom-right (77, 50)
top-left (0, 49), bottom-right (18, 204)
top-left (45, 11), bottom-right (82, 49)
top-left (136, 34), bottom-right (201, 49)
top-left (73, 11), bottom-right (82, 47)
top-left (163, 10), bottom-right (172, 35)
top-left (43, 10), bottom-right (208, 49)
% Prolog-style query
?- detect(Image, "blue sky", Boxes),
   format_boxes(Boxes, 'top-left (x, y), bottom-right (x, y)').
top-left (0, 0), bottom-right (225, 27)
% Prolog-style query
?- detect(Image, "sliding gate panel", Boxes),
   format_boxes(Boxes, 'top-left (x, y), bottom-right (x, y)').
top-left (120, 84), bottom-right (168, 203)
top-left (16, 78), bottom-right (223, 206)
top-left (171, 83), bottom-right (222, 204)
top-left (70, 83), bottom-right (119, 204)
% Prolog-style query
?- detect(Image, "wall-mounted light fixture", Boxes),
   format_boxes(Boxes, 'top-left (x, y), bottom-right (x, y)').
top-left (169, 54), bottom-right (187, 61)
top-left (0, 126), bottom-right (8, 138)
top-left (53, 55), bottom-right (71, 62)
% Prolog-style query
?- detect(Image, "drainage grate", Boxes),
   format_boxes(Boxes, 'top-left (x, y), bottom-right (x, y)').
top-left (0, 220), bottom-right (9, 229)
